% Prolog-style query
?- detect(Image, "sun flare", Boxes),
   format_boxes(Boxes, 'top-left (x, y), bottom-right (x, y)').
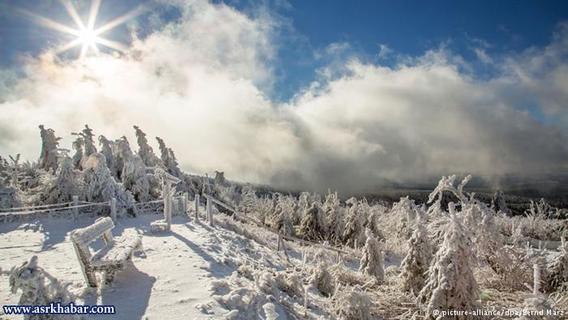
top-left (17, 0), bottom-right (146, 59)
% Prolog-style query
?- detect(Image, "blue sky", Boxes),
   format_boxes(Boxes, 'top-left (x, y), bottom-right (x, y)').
top-left (1, 0), bottom-right (568, 101)
top-left (0, 0), bottom-right (567, 192)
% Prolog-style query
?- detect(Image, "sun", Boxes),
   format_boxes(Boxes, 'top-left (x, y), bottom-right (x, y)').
top-left (78, 27), bottom-right (98, 50)
top-left (17, 0), bottom-right (147, 59)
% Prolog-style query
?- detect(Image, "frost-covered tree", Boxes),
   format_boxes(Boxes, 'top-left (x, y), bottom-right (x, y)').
top-left (418, 205), bottom-right (479, 319)
top-left (82, 153), bottom-right (133, 214)
top-left (214, 170), bottom-right (227, 186)
top-left (342, 197), bottom-right (366, 248)
top-left (276, 195), bottom-right (297, 233)
top-left (112, 137), bottom-right (151, 202)
top-left (41, 156), bottom-right (83, 204)
top-left (72, 125), bottom-right (97, 159)
top-left (391, 196), bottom-right (419, 240)
top-left (299, 202), bottom-right (326, 241)
top-left (98, 135), bottom-right (116, 177)
top-left (400, 212), bottom-right (432, 294)
top-left (71, 136), bottom-right (84, 170)
top-left (238, 186), bottom-right (257, 214)
top-left (359, 228), bottom-right (384, 282)
top-left (38, 125), bottom-right (61, 173)
top-left (322, 191), bottom-right (343, 243)
top-left (133, 125), bottom-right (162, 167)
top-left (156, 136), bottom-right (181, 177)
top-left (492, 190), bottom-right (511, 216)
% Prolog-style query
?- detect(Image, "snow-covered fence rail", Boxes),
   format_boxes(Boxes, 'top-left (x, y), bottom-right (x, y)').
top-left (203, 194), bottom-right (355, 256)
top-left (133, 199), bottom-right (164, 215)
top-left (0, 201), bottom-right (75, 212)
top-left (0, 199), bottom-right (110, 224)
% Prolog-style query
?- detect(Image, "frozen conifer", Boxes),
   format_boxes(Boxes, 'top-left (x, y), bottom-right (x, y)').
top-left (359, 228), bottom-right (384, 282)
top-left (38, 125), bottom-right (61, 173)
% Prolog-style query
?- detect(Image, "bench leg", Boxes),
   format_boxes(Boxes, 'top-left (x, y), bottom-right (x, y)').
top-left (85, 269), bottom-right (98, 288)
top-left (104, 268), bottom-right (118, 286)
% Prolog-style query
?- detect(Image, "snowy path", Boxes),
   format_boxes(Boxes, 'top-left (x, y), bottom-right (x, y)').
top-left (0, 215), bottom-right (232, 319)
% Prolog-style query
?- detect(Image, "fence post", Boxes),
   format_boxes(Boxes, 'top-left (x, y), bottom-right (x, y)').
top-left (533, 263), bottom-right (541, 294)
top-left (194, 194), bottom-right (200, 221)
top-left (277, 233), bottom-right (282, 251)
top-left (72, 195), bottom-right (79, 221)
top-left (183, 192), bottom-right (189, 217)
top-left (207, 196), bottom-right (213, 227)
top-left (110, 198), bottom-right (117, 223)
top-left (164, 183), bottom-right (172, 231)
top-left (304, 285), bottom-right (308, 316)
top-left (167, 192), bottom-right (173, 231)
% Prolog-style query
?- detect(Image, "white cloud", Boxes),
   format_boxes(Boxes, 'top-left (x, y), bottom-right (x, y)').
top-left (0, 1), bottom-right (567, 194)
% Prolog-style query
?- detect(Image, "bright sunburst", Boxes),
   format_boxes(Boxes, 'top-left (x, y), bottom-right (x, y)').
top-left (17, 0), bottom-right (146, 59)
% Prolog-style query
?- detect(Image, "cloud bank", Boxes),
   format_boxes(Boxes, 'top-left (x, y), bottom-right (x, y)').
top-left (1, 0), bottom-right (567, 194)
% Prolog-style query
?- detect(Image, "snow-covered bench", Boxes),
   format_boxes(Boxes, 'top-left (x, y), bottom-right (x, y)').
top-left (70, 217), bottom-right (143, 287)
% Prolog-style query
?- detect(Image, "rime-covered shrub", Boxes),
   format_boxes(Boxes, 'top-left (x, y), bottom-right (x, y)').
top-left (274, 272), bottom-right (303, 298)
top-left (400, 212), bottom-right (432, 294)
top-left (418, 208), bottom-right (479, 319)
top-left (542, 239), bottom-right (568, 293)
top-left (334, 286), bottom-right (372, 320)
top-left (359, 228), bottom-right (384, 282)
top-left (311, 263), bottom-right (336, 297)
top-left (9, 256), bottom-right (77, 320)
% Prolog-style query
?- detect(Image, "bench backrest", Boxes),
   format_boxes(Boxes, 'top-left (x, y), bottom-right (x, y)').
top-left (71, 217), bottom-right (115, 249)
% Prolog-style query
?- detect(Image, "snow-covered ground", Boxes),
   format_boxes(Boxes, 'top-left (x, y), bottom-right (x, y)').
top-left (0, 213), bottom-right (255, 319)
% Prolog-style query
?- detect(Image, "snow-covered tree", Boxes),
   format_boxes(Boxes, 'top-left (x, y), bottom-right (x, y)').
top-left (133, 125), bottom-right (162, 167)
top-left (98, 135), bottom-right (116, 177)
top-left (492, 190), bottom-right (511, 216)
top-left (359, 228), bottom-right (384, 282)
top-left (72, 125), bottom-right (97, 159)
top-left (156, 136), bottom-right (181, 177)
top-left (71, 136), bottom-right (84, 170)
top-left (113, 137), bottom-right (152, 202)
top-left (418, 205), bottom-right (479, 319)
top-left (298, 202), bottom-right (326, 241)
top-left (400, 211), bottom-right (432, 294)
top-left (82, 153), bottom-right (133, 214)
top-left (322, 191), bottom-right (343, 243)
top-left (238, 186), bottom-right (257, 214)
top-left (41, 156), bottom-right (83, 204)
top-left (342, 197), bottom-right (366, 248)
top-left (276, 195), bottom-right (297, 235)
top-left (38, 125), bottom-right (61, 173)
